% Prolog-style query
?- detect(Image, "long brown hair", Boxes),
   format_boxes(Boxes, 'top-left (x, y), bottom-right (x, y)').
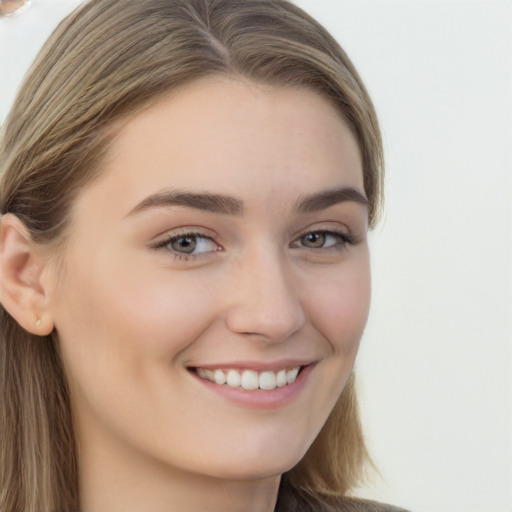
top-left (0, 1), bottom-right (383, 511)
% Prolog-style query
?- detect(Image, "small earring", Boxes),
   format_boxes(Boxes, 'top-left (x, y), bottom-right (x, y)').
top-left (35, 318), bottom-right (42, 327)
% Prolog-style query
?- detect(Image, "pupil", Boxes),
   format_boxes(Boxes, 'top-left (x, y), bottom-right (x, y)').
top-left (304, 232), bottom-right (325, 247)
top-left (172, 236), bottom-right (196, 254)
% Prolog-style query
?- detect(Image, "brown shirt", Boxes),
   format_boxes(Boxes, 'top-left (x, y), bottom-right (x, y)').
top-left (275, 483), bottom-right (411, 512)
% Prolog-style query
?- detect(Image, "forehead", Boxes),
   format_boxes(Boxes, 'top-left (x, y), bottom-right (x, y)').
top-left (76, 77), bottom-right (364, 217)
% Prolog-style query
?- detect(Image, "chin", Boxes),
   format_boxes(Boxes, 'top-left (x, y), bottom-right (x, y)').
top-left (200, 443), bottom-right (308, 482)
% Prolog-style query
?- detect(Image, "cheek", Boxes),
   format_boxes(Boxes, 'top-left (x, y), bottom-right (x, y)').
top-left (111, 267), bottom-right (225, 360)
top-left (56, 250), bottom-right (219, 355)
top-left (51, 251), bottom-right (227, 422)
top-left (304, 256), bottom-right (371, 356)
top-left (52, 251), bottom-right (225, 436)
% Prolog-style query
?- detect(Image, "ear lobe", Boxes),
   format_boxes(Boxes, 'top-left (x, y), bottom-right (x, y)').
top-left (0, 214), bottom-right (54, 335)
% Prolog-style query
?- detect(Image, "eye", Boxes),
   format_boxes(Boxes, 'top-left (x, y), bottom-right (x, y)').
top-left (296, 230), bottom-right (352, 249)
top-left (152, 232), bottom-right (219, 257)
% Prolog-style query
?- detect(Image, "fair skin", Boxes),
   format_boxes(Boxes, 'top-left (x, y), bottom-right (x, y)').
top-left (0, 78), bottom-right (370, 512)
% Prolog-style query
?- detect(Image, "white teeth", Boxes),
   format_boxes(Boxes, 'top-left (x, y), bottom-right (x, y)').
top-left (214, 369), bottom-right (226, 385)
top-left (259, 371), bottom-right (277, 390)
top-left (240, 370), bottom-right (259, 390)
top-left (226, 369), bottom-right (241, 387)
top-left (286, 367), bottom-right (300, 384)
top-left (276, 369), bottom-right (287, 388)
top-left (195, 366), bottom-right (302, 390)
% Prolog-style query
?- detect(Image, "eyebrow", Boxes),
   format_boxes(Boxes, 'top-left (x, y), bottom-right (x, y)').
top-left (295, 187), bottom-right (368, 213)
top-left (127, 186), bottom-right (367, 217)
top-left (127, 190), bottom-right (245, 217)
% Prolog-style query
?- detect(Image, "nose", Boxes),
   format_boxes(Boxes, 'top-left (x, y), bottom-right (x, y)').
top-left (224, 248), bottom-right (306, 342)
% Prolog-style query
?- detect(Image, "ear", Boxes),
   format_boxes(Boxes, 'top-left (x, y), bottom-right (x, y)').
top-left (0, 214), bottom-right (55, 335)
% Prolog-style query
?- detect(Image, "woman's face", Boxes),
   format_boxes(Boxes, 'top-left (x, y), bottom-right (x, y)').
top-left (47, 78), bottom-right (370, 486)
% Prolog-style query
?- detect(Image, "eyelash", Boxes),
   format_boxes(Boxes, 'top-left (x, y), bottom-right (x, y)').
top-left (150, 228), bottom-right (356, 261)
top-left (150, 231), bottom-right (219, 261)
top-left (294, 230), bottom-right (356, 251)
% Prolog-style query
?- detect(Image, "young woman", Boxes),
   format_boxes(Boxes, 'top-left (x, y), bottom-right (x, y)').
top-left (0, 1), bottom-right (406, 511)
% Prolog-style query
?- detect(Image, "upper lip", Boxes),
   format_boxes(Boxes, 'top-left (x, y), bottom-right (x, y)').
top-left (188, 359), bottom-right (316, 372)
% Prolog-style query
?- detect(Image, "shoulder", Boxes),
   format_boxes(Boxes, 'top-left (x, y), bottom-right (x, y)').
top-left (275, 487), bottom-right (411, 512)
top-left (334, 497), bottom-right (411, 512)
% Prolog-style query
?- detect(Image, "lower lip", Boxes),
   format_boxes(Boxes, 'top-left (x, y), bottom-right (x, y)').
top-left (190, 364), bottom-right (314, 410)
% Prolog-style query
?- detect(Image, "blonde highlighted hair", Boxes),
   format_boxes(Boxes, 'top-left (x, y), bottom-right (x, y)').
top-left (0, 1), bottom-right (383, 511)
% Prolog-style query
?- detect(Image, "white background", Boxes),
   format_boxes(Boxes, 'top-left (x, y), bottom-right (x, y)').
top-left (1, 2), bottom-right (511, 512)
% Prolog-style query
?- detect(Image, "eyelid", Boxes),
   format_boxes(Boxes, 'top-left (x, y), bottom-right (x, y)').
top-left (291, 227), bottom-right (357, 250)
top-left (292, 220), bottom-right (351, 237)
top-left (149, 228), bottom-right (222, 259)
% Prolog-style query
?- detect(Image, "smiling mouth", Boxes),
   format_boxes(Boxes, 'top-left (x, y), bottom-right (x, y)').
top-left (193, 366), bottom-right (303, 391)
